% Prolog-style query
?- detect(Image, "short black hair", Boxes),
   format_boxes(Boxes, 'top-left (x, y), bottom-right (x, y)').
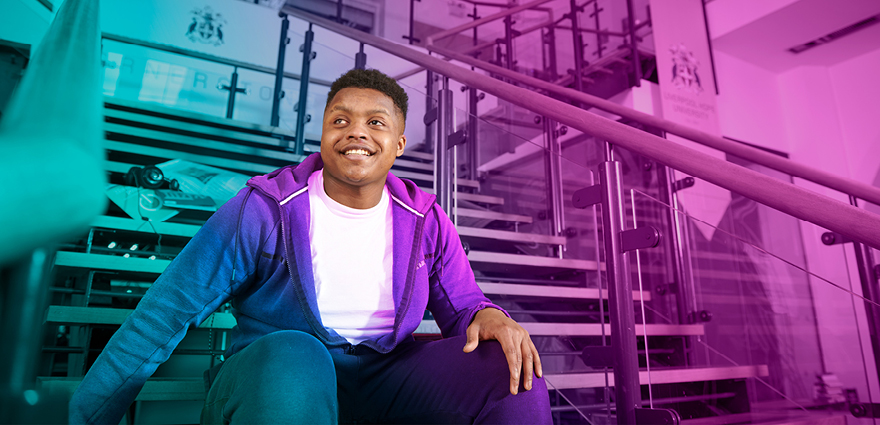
top-left (325, 68), bottom-right (409, 124)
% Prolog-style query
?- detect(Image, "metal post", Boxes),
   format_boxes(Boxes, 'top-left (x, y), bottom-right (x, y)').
top-left (355, 43), bottom-right (367, 69)
top-left (0, 249), bottom-right (66, 423)
top-left (434, 77), bottom-right (453, 215)
top-left (658, 165), bottom-right (690, 326)
top-left (467, 87), bottom-right (479, 181)
top-left (295, 23), bottom-right (315, 156)
top-left (504, 14), bottom-right (515, 71)
top-left (625, 0), bottom-right (641, 87)
top-left (543, 118), bottom-right (565, 257)
top-left (849, 196), bottom-right (880, 389)
top-left (591, 0), bottom-right (604, 58)
top-left (403, 0), bottom-right (421, 45)
top-left (544, 27), bottom-right (558, 81)
top-left (426, 70), bottom-right (435, 149)
top-left (568, 0), bottom-right (585, 93)
top-left (224, 68), bottom-right (241, 119)
top-left (335, 0), bottom-right (343, 23)
top-left (599, 149), bottom-right (640, 424)
top-left (271, 14), bottom-right (290, 127)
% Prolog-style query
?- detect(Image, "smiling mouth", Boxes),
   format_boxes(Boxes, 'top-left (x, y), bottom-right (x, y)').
top-left (343, 148), bottom-right (374, 156)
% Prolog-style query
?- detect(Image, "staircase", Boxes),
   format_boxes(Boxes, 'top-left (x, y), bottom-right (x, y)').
top-left (35, 88), bottom-right (790, 424)
top-left (22, 2), bottom-right (866, 424)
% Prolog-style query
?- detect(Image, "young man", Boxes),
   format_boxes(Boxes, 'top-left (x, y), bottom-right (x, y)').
top-left (70, 69), bottom-right (552, 424)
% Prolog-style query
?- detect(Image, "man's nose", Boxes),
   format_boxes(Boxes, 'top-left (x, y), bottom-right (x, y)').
top-left (346, 122), bottom-right (368, 139)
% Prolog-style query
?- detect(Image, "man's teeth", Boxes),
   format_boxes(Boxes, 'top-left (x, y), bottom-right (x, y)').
top-left (344, 149), bottom-right (371, 156)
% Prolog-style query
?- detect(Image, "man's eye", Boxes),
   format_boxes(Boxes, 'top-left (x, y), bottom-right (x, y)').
top-left (369, 119), bottom-right (383, 126)
top-left (334, 118), bottom-right (346, 124)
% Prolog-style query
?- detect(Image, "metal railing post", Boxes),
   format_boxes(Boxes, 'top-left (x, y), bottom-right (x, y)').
top-left (848, 196), bottom-right (880, 390)
top-left (599, 149), bottom-right (641, 424)
top-left (270, 14), bottom-right (290, 127)
top-left (543, 118), bottom-right (565, 257)
top-left (568, 0), bottom-right (585, 93)
top-left (590, 0), bottom-right (604, 58)
top-left (625, 0), bottom-right (641, 86)
top-left (467, 87), bottom-right (480, 181)
top-left (355, 43), bottom-right (367, 69)
top-left (295, 23), bottom-right (315, 155)
top-left (434, 76), bottom-right (453, 215)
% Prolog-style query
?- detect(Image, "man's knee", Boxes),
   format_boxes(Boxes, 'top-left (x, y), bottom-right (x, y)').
top-left (245, 330), bottom-right (335, 385)
top-left (210, 331), bottom-right (338, 423)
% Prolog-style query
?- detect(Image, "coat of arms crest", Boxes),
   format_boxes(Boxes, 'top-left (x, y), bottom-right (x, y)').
top-left (186, 6), bottom-right (226, 46)
top-left (670, 43), bottom-right (703, 94)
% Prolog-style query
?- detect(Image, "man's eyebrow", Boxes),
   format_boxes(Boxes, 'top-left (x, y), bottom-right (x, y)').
top-left (328, 105), bottom-right (391, 116)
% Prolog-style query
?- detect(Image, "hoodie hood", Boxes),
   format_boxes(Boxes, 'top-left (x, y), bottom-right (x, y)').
top-left (246, 153), bottom-right (436, 216)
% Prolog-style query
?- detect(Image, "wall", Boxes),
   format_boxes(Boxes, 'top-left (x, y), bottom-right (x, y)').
top-left (0, 0), bottom-right (58, 47)
top-left (713, 50), bottom-right (789, 153)
top-left (829, 48), bottom-right (880, 215)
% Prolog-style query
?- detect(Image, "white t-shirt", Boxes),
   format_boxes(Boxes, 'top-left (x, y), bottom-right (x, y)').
top-left (307, 170), bottom-right (395, 344)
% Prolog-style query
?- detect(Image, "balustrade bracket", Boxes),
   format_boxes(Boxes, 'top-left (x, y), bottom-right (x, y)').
top-left (423, 107), bottom-right (438, 126)
top-left (571, 184), bottom-right (602, 209)
top-left (672, 177), bottom-right (695, 192)
top-left (580, 346), bottom-right (614, 368)
top-left (621, 226), bottom-right (660, 252)
top-left (447, 129), bottom-right (467, 149)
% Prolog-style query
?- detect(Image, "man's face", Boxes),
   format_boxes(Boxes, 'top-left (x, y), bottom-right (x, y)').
top-left (320, 87), bottom-right (406, 190)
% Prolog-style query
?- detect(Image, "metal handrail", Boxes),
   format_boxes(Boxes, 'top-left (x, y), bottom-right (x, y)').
top-left (282, 6), bottom-right (880, 251)
top-left (102, 32), bottom-right (334, 87)
top-left (420, 3), bottom-right (880, 208)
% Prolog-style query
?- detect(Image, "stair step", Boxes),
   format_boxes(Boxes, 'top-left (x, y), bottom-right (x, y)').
top-left (39, 377), bottom-right (205, 401)
top-left (54, 251), bottom-right (169, 274)
top-left (544, 365), bottom-right (769, 390)
top-left (105, 96), bottom-right (301, 140)
top-left (106, 140), bottom-right (281, 175)
top-left (458, 227), bottom-right (565, 245)
top-left (105, 122), bottom-right (434, 173)
top-left (45, 305), bottom-right (235, 328)
top-left (48, 305), bottom-right (692, 338)
top-left (105, 96), bottom-right (436, 164)
top-left (466, 251), bottom-right (599, 274)
top-left (478, 282), bottom-right (651, 302)
top-left (523, 322), bottom-right (703, 336)
top-left (421, 188), bottom-right (504, 205)
top-left (105, 108), bottom-right (300, 150)
top-left (455, 208), bottom-right (533, 224)
top-left (414, 320), bottom-right (700, 337)
top-left (681, 410), bottom-right (846, 425)
top-left (93, 215), bottom-right (200, 238)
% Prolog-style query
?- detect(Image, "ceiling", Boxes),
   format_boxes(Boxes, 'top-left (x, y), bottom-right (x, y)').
top-left (711, 0), bottom-right (880, 72)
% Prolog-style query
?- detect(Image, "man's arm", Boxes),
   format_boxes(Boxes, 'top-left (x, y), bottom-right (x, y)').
top-left (423, 204), bottom-right (542, 395)
top-left (69, 188), bottom-right (274, 424)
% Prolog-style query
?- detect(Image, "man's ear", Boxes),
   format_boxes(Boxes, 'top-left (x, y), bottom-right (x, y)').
top-left (396, 134), bottom-right (407, 157)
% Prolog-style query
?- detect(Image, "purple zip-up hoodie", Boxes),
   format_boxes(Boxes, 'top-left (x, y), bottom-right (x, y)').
top-left (69, 153), bottom-right (506, 424)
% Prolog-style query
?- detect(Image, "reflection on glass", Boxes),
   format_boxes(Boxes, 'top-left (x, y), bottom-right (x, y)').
top-left (629, 187), bottom-right (875, 421)
top-left (101, 39), bottom-right (233, 118)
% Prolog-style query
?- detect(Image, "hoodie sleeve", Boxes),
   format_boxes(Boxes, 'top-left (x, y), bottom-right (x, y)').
top-left (425, 204), bottom-right (509, 338)
top-left (69, 187), bottom-right (277, 425)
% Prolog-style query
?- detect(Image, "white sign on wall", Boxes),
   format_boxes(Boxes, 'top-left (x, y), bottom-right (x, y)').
top-left (651, 0), bottom-right (729, 240)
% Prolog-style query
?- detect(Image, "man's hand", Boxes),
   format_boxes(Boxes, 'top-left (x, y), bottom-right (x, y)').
top-left (463, 308), bottom-right (543, 395)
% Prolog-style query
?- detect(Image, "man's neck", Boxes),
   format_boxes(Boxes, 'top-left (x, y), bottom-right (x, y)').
top-left (321, 171), bottom-right (386, 209)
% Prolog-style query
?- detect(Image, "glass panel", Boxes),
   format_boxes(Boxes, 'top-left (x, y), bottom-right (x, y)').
top-left (101, 38), bottom-right (234, 118)
top-left (629, 188), bottom-right (876, 422)
top-left (441, 91), bottom-right (614, 422)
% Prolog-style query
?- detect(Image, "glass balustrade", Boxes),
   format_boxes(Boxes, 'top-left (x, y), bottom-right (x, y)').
top-left (628, 187), bottom-right (877, 423)
top-left (93, 11), bottom-right (880, 424)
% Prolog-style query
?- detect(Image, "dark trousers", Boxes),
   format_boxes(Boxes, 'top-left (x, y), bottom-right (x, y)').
top-left (201, 330), bottom-right (552, 424)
